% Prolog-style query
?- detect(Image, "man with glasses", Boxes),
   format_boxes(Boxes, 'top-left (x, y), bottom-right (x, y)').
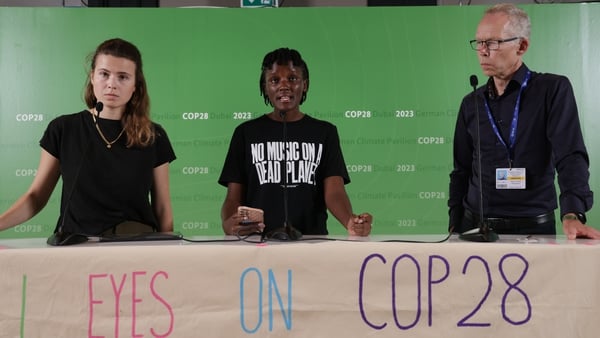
top-left (448, 3), bottom-right (600, 239)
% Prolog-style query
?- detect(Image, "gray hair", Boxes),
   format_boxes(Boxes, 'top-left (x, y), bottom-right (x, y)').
top-left (485, 3), bottom-right (531, 39)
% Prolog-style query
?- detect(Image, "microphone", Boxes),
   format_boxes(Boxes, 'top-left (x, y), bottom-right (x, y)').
top-left (95, 101), bottom-right (103, 118)
top-left (459, 76), bottom-right (498, 242)
top-left (470, 74), bottom-right (478, 89)
top-left (47, 101), bottom-right (104, 245)
top-left (262, 110), bottom-right (302, 241)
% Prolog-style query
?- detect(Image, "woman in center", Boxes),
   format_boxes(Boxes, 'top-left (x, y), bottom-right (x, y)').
top-left (218, 47), bottom-right (372, 239)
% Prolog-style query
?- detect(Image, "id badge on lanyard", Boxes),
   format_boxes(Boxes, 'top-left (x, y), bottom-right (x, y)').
top-left (484, 71), bottom-right (530, 190)
top-left (496, 168), bottom-right (526, 189)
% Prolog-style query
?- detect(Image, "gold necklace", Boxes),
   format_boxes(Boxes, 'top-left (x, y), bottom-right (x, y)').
top-left (92, 113), bottom-right (125, 149)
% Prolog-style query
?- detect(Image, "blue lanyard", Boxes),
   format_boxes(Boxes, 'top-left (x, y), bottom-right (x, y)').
top-left (483, 70), bottom-right (531, 168)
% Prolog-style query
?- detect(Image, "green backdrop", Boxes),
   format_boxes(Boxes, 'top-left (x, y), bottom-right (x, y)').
top-left (1, 4), bottom-right (598, 238)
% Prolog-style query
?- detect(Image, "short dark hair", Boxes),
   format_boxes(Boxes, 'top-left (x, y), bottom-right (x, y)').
top-left (259, 48), bottom-right (310, 106)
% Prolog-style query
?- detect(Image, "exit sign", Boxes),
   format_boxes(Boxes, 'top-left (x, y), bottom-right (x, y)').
top-left (241, 0), bottom-right (279, 8)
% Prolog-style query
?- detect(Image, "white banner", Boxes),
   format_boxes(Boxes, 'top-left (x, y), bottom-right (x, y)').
top-left (0, 235), bottom-right (598, 337)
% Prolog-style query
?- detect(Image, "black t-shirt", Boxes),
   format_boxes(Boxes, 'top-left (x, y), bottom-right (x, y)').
top-left (40, 110), bottom-right (176, 235)
top-left (218, 114), bottom-right (350, 235)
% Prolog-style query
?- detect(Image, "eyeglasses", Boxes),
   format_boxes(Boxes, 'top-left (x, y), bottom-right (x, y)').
top-left (469, 37), bottom-right (520, 51)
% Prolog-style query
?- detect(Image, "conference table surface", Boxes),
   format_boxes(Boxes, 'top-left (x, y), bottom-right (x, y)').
top-left (1, 234), bottom-right (598, 338)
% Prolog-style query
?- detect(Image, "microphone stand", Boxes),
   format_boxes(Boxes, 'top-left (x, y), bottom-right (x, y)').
top-left (459, 76), bottom-right (498, 243)
top-left (263, 111), bottom-right (302, 241)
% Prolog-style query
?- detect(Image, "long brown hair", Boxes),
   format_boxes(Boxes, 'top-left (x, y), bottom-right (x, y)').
top-left (84, 38), bottom-right (155, 147)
